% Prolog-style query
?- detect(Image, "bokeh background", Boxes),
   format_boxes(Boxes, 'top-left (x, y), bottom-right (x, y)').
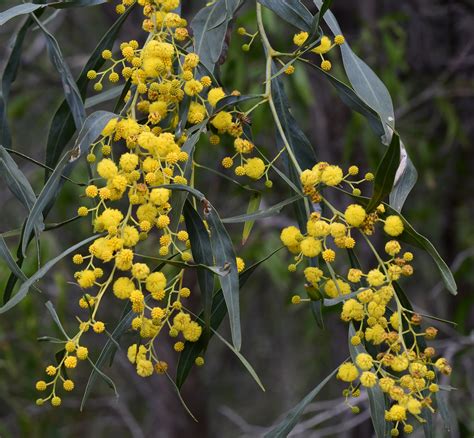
top-left (0, 0), bottom-right (473, 437)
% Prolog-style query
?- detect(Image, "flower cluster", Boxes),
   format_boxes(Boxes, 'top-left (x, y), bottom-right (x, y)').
top-left (34, 0), bottom-right (224, 407)
top-left (283, 162), bottom-right (452, 435)
top-left (293, 31), bottom-right (345, 71)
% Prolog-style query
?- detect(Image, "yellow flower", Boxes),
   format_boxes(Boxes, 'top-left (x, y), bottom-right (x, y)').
top-left (243, 157), bottom-right (265, 180)
top-left (344, 204), bottom-right (366, 227)
top-left (183, 321), bottom-right (202, 342)
top-left (131, 262), bottom-right (150, 280)
top-left (64, 356), bottom-right (77, 369)
top-left (329, 222), bottom-right (346, 238)
top-left (76, 346), bottom-right (88, 360)
top-left (300, 169), bottom-right (320, 187)
top-left (384, 215), bottom-right (404, 236)
top-left (337, 362), bottom-right (359, 382)
top-left (211, 111), bottom-right (233, 131)
top-left (300, 237), bottom-right (322, 257)
top-left (356, 353), bottom-right (373, 370)
top-left (341, 298), bottom-right (364, 321)
top-left (347, 268), bottom-right (362, 283)
top-left (293, 31), bottom-right (308, 46)
top-left (115, 249), bottom-right (134, 271)
top-left (304, 267), bottom-right (324, 285)
top-left (324, 279), bottom-right (350, 298)
top-left (360, 371), bottom-right (377, 387)
top-left (188, 102), bottom-right (207, 124)
top-left (236, 257), bottom-right (245, 273)
top-left (307, 219), bottom-right (330, 237)
top-left (207, 87), bottom-right (226, 107)
top-left (77, 270), bottom-right (95, 289)
top-left (145, 272), bottom-right (167, 294)
top-left (97, 158), bottom-right (118, 179)
top-left (312, 36), bottom-right (332, 54)
top-left (367, 269), bottom-right (385, 287)
top-left (136, 359), bottom-right (154, 377)
top-left (280, 226), bottom-right (302, 248)
top-left (320, 165), bottom-right (343, 186)
top-left (385, 405), bottom-right (406, 422)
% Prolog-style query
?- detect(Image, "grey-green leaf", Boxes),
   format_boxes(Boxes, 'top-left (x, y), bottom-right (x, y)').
top-left (366, 133), bottom-right (401, 212)
top-left (31, 14), bottom-right (86, 130)
top-left (222, 194), bottom-right (302, 223)
top-left (0, 234), bottom-right (99, 314)
top-left (258, 0), bottom-right (313, 31)
top-left (183, 201), bottom-right (214, 338)
top-left (348, 324), bottom-right (390, 438)
top-left (22, 111), bottom-right (116, 256)
top-left (0, 3), bottom-right (43, 26)
top-left (0, 236), bottom-right (28, 283)
top-left (264, 367), bottom-right (338, 437)
top-left (1, 16), bottom-right (35, 148)
top-left (313, 0), bottom-right (417, 211)
top-left (205, 205), bottom-right (241, 351)
top-left (176, 247), bottom-right (282, 388)
top-left (191, 0), bottom-right (242, 72)
top-left (45, 6), bottom-right (133, 172)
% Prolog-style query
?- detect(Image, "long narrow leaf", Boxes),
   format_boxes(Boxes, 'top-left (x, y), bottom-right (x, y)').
top-left (0, 16), bottom-right (35, 148)
top-left (45, 6), bottom-right (133, 171)
top-left (176, 247), bottom-right (282, 388)
top-left (264, 367), bottom-right (339, 437)
top-left (183, 201), bottom-right (214, 339)
top-left (366, 133), bottom-right (400, 212)
top-left (348, 324), bottom-right (390, 438)
top-left (31, 13), bottom-right (85, 130)
top-left (0, 234), bottom-right (99, 314)
top-left (222, 194), bottom-right (302, 223)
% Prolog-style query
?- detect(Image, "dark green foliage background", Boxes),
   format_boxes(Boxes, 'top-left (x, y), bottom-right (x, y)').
top-left (0, 0), bottom-right (472, 436)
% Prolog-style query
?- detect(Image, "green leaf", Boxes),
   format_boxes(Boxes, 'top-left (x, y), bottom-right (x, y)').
top-left (22, 111), bottom-right (116, 256)
top-left (210, 325), bottom-right (265, 391)
top-left (258, 0), bottom-right (313, 31)
top-left (81, 257), bottom-right (173, 410)
top-left (214, 94), bottom-right (263, 112)
top-left (0, 0), bottom-right (108, 24)
top-left (222, 194), bottom-right (302, 224)
top-left (31, 14), bottom-right (85, 130)
top-left (366, 133), bottom-right (400, 212)
top-left (0, 3), bottom-right (43, 26)
top-left (205, 203), bottom-right (241, 350)
top-left (45, 0), bottom-right (109, 9)
top-left (435, 391), bottom-right (455, 434)
top-left (1, 15), bottom-right (36, 148)
top-left (134, 253), bottom-right (227, 276)
top-left (84, 85), bottom-right (122, 109)
top-left (191, 0), bottom-right (243, 72)
top-left (348, 324), bottom-right (390, 438)
top-left (0, 146), bottom-right (38, 213)
top-left (45, 300), bottom-right (69, 339)
top-left (167, 123), bottom-right (206, 232)
top-left (183, 201), bottom-right (214, 339)
top-left (312, 66), bottom-right (385, 138)
top-left (0, 236), bottom-right (28, 284)
top-left (80, 299), bottom-right (136, 410)
top-left (264, 367), bottom-right (338, 437)
top-left (176, 247), bottom-right (282, 388)
top-left (45, 6), bottom-right (133, 172)
top-left (271, 62), bottom-right (317, 171)
top-left (241, 192), bottom-right (261, 245)
top-left (313, 0), bottom-right (417, 212)
top-left (0, 234), bottom-right (99, 314)
top-left (310, 0), bottom-right (332, 40)
top-left (310, 300), bottom-right (324, 329)
top-left (340, 189), bottom-right (458, 295)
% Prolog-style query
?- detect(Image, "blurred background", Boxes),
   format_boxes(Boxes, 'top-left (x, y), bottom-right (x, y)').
top-left (0, 0), bottom-right (473, 437)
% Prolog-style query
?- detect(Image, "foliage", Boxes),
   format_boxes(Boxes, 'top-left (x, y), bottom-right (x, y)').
top-left (0, 0), bottom-right (465, 436)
